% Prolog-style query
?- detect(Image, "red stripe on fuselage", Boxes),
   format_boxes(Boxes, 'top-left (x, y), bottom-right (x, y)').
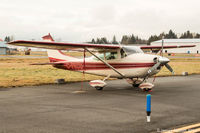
top-left (48, 57), bottom-right (155, 70)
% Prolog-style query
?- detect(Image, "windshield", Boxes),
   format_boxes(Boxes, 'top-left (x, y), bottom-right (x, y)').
top-left (122, 46), bottom-right (143, 55)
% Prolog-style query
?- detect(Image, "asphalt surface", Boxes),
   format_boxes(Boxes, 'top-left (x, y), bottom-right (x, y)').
top-left (0, 75), bottom-right (200, 133)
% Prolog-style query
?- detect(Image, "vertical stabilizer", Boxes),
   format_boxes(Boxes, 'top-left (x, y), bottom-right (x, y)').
top-left (42, 33), bottom-right (54, 42)
top-left (42, 33), bottom-right (78, 62)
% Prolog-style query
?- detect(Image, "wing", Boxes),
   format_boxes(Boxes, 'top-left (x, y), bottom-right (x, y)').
top-left (8, 40), bottom-right (120, 52)
top-left (140, 45), bottom-right (196, 51)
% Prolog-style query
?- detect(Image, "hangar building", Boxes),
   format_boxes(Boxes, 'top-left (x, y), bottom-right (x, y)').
top-left (151, 39), bottom-right (200, 53)
top-left (0, 41), bottom-right (8, 55)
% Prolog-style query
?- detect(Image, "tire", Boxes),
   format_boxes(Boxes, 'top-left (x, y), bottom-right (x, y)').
top-left (132, 84), bottom-right (140, 87)
top-left (143, 88), bottom-right (152, 92)
top-left (95, 87), bottom-right (103, 90)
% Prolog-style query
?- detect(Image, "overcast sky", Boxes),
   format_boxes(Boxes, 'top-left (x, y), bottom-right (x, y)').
top-left (0, 0), bottom-right (200, 42)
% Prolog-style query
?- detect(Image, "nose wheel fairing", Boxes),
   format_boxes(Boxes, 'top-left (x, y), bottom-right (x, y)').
top-left (89, 80), bottom-right (107, 90)
top-left (139, 82), bottom-right (154, 92)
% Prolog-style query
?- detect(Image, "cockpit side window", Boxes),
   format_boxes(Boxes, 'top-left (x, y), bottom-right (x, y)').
top-left (93, 52), bottom-right (118, 61)
top-left (105, 52), bottom-right (117, 60)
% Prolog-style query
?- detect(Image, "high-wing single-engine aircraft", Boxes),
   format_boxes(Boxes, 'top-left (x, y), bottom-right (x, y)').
top-left (8, 34), bottom-right (196, 92)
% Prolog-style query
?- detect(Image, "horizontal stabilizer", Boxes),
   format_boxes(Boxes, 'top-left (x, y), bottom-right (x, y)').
top-left (31, 61), bottom-right (67, 65)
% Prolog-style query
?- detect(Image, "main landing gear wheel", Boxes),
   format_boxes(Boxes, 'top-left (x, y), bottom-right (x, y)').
top-left (95, 87), bottom-right (103, 90)
top-left (143, 88), bottom-right (152, 92)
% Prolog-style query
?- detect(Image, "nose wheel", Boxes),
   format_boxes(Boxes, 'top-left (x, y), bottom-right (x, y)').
top-left (95, 87), bottom-right (103, 90)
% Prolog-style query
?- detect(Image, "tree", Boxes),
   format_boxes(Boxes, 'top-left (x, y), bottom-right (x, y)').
top-left (4, 36), bottom-right (11, 42)
top-left (96, 38), bottom-right (101, 44)
top-left (147, 35), bottom-right (160, 45)
top-left (100, 37), bottom-right (109, 44)
top-left (180, 30), bottom-right (194, 38)
top-left (121, 35), bottom-right (129, 44)
top-left (165, 30), bottom-right (177, 39)
top-left (4, 36), bottom-right (8, 42)
top-left (111, 36), bottom-right (118, 44)
top-left (129, 34), bottom-right (136, 44)
top-left (195, 33), bottom-right (200, 38)
top-left (91, 38), bottom-right (96, 44)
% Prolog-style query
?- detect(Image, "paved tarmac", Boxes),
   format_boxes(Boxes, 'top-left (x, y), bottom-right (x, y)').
top-left (0, 75), bottom-right (200, 133)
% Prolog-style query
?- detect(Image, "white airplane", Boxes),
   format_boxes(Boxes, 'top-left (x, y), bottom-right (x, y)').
top-left (9, 34), bottom-right (195, 92)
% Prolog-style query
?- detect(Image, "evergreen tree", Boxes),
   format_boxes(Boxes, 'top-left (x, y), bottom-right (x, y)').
top-left (96, 38), bottom-right (101, 44)
top-left (111, 36), bottom-right (118, 44)
top-left (101, 37), bottom-right (109, 44)
top-left (129, 34), bottom-right (136, 44)
top-left (165, 30), bottom-right (177, 39)
top-left (91, 38), bottom-right (96, 44)
top-left (195, 33), bottom-right (200, 38)
top-left (180, 30), bottom-right (194, 38)
top-left (186, 30), bottom-right (193, 38)
top-left (4, 36), bottom-right (8, 42)
top-left (147, 35), bottom-right (160, 45)
top-left (121, 35), bottom-right (129, 44)
top-left (159, 32), bottom-right (166, 39)
top-left (7, 36), bottom-right (10, 42)
top-left (4, 36), bottom-right (11, 42)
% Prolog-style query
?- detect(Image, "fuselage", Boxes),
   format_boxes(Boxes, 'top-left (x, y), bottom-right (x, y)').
top-left (49, 51), bottom-right (162, 78)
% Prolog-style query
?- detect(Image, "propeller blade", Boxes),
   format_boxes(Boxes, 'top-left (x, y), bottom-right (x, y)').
top-left (165, 63), bottom-right (174, 74)
top-left (148, 62), bottom-right (161, 75)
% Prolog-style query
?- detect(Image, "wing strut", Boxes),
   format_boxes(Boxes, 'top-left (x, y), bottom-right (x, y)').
top-left (85, 48), bottom-right (125, 78)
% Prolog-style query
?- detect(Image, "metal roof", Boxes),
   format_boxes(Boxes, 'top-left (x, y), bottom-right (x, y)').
top-left (152, 39), bottom-right (200, 43)
top-left (0, 42), bottom-right (7, 48)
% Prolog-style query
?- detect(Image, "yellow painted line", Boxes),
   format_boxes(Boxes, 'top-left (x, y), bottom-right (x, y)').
top-left (183, 128), bottom-right (200, 133)
top-left (163, 123), bottom-right (200, 133)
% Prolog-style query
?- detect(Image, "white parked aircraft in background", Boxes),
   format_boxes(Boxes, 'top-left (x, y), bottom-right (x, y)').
top-left (9, 34), bottom-right (195, 92)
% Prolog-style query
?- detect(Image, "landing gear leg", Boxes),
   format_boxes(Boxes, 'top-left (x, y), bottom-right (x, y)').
top-left (103, 74), bottom-right (110, 81)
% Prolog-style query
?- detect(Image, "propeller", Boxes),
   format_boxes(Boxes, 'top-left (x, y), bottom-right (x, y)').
top-left (148, 36), bottom-right (174, 76)
top-left (148, 62), bottom-right (161, 74)
top-left (164, 63), bottom-right (174, 74)
top-left (148, 56), bottom-right (174, 76)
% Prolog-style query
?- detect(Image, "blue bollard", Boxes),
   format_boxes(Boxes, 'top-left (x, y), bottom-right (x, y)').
top-left (146, 94), bottom-right (151, 122)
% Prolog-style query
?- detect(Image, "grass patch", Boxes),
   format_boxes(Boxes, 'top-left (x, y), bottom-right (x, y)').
top-left (157, 61), bottom-right (200, 76)
top-left (0, 58), bottom-right (103, 88)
